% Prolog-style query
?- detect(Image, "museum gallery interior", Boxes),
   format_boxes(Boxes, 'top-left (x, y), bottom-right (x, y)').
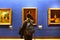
top-left (0, 0), bottom-right (60, 40)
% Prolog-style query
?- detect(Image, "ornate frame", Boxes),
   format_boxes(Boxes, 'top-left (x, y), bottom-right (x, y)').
top-left (0, 8), bottom-right (12, 25)
top-left (48, 8), bottom-right (60, 26)
top-left (22, 7), bottom-right (37, 25)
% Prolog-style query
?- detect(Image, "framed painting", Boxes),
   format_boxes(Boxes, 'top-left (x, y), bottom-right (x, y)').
top-left (0, 8), bottom-right (12, 25)
top-left (48, 8), bottom-right (60, 26)
top-left (22, 7), bottom-right (37, 25)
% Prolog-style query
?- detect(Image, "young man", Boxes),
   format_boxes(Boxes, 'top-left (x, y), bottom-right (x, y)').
top-left (19, 14), bottom-right (34, 40)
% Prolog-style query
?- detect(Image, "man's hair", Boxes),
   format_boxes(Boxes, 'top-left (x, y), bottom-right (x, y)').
top-left (27, 10), bottom-right (30, 13)
top-left (26, 14), bottom-right (34, 20)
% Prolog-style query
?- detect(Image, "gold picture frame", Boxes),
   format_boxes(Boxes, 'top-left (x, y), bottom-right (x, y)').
top-left (22, 7), bottom-right (37, 25)
top-left (0, 8), bottom-right (12, 25)
top-left (48, 8), bottom-right (60, 26)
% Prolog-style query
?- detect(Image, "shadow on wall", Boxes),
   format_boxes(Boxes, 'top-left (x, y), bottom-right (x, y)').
top-left (0, 25), bottom-right (9, 28)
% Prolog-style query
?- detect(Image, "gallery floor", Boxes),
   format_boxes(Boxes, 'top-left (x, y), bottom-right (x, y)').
top-left (0, 38), bottom-right (60, 40)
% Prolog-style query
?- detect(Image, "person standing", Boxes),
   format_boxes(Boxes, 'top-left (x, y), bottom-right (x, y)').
top-left (19, 13), bottom-right (35, 40)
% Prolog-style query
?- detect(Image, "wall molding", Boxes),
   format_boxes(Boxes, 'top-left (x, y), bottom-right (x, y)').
top-left (0, 36), bottom-right (60, 39)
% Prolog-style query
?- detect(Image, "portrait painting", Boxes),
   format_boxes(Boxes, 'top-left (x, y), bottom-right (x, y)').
top-left (48, 8), bottom-right (60, 26)
top-left (0, 8), bottom-right (12, 25)
top-left (22, 7), bottom-right (37, 25)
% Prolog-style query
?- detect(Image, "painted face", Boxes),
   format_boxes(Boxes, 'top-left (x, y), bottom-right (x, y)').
top-left (54, 14), bottom-right (57, 18)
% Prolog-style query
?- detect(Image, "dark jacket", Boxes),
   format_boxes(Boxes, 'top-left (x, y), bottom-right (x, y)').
top-left (19, 20), bottom-right (34, 38)
top-left (19, 20), bottom-right (27, 36)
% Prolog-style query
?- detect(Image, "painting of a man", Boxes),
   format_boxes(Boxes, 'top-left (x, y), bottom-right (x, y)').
top-left (22, 7), bottom-right (37, 25)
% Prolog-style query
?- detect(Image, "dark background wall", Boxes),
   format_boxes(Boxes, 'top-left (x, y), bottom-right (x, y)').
top-left (0, 0), bottom-right (60, 37)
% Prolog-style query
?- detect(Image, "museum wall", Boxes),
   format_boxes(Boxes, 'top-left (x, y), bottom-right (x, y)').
top-left (0, 0), bottom-right (60, 37)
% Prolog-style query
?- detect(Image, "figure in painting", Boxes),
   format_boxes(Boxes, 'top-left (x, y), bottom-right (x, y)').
top-left (0, 11), bottom-right (9, 23)
top-left (50, 14), bottom-right (57, 23)
top-left (50, 14), bottom-right (60, 23)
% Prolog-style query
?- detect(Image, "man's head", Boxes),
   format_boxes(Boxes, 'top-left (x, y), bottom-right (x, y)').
top-left (27, 11), bottom-right (31, 14)
top-left (26, 14), bottom-right (34, 22)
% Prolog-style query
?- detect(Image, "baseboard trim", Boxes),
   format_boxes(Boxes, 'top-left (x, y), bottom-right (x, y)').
top-left (0, 36), bottom-right (60, 39)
